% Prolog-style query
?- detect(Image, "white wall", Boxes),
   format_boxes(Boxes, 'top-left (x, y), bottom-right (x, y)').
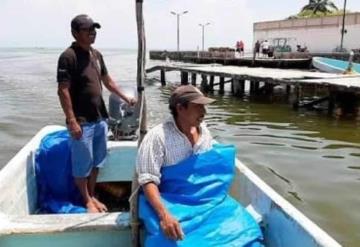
top-left (254, 13), bottom-right (360, 53)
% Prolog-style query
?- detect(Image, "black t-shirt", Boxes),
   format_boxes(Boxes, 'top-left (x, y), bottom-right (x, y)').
top-left (57, 43), bottom-right (109, 123)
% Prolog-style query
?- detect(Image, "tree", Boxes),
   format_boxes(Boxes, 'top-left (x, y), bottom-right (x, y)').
top-left (301, 0), bottom-right (338, 14)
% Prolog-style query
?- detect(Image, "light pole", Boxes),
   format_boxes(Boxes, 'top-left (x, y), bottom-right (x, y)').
top-left (170, 10), bottom-right (188, 52)
top-left (199, 22), bottom-right (210, 51)
top-left (340, 0), bottom-right (347, 51)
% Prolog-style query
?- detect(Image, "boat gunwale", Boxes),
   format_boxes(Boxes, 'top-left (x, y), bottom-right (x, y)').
top-left (312, 57), bottom-right (346, 73)
top-left (235, 159), bottom-right (342, 247)
top-left (0, 126), bottom-right (342, 246)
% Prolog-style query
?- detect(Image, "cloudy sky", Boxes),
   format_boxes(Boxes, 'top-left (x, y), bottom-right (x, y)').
top-left (1, 0), bottom-right (359, 50)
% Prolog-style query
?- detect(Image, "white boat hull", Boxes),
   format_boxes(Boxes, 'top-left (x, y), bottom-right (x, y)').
top-left (0, 126), bottom-right (342, 246)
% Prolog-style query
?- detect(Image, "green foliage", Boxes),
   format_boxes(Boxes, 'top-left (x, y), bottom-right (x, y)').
top-left (296, 9), bottom-right (348, 18)
top-left (301, 0), bottom-right (338, 14)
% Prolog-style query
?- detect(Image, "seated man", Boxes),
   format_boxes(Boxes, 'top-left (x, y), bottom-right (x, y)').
top-left (136, 85), bottom-right (263, 246)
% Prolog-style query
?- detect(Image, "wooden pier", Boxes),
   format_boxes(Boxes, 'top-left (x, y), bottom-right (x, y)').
top-left (146, 64), bottom-right (360, 117)
top-left (149, 50), bottom-right (311, 69)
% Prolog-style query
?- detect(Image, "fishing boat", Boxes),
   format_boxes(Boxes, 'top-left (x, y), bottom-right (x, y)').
top-left (0, 1), bottom-right (342, 246)
top-left (0, 122), bottom-right (343, 247)
top-left (312, 56), bottom-right (360, 74)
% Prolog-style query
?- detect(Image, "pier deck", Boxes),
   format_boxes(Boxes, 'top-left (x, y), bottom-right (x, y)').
top-left (146, 64), bottom-right (360, 116)
top-left (146, 64), bottom-right (360, 91)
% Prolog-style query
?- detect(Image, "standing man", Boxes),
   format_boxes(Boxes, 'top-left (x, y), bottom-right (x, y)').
top-left (57, 14), bottom-right (135, 213)
top-left (239, 40), bottom-right (245, 57)
top-left (235, 41), bottom-right (241, 56)
top-left (255, 40), bottom-right (260, 58)
top-left (262, 39), bottom-right (270, 58)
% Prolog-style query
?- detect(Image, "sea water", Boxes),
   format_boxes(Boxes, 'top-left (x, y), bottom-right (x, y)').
top-left (0, 47), bottom-right (360, 246)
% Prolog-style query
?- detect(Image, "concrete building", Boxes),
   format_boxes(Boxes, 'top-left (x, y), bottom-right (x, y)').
top-left (254, 12), bottom-right (360, 53)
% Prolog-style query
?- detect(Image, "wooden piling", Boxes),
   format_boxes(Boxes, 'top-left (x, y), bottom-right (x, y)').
top-left (263, 83), bottom-right (274, 95)
top-left (191, 73), bottom-right (197, 86)
top-left (160, 69), bottom-right (166, 86)
top-left (201, 74), bottom-right (208, 92)
top-left (233, 79), bottom-right (245, 96)
top-left (219, 77), bottom-right (225, 94)
top-left (293, 84), bottom-right (301, 109)
top-left (231, 79), bottom-right (234, 94)
top-left (181, 71), bottom-right (189, 85)
top-left (250, 81), bottom-right (256, 94)
top-left (254, 81), bottom-right (260, 93)
top-left (328, 89), bottom-right (336, 116)
top-left (208, 75), bottom-right (214, 92)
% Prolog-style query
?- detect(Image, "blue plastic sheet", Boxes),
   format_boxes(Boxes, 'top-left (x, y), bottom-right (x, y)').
top-left (139, 144), bottom-right (263, 246)
top-left (35, 130), bottom-right (86, 214)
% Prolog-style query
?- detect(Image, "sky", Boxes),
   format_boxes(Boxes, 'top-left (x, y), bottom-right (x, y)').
top-left (1, 0), bottom-right (360, 50)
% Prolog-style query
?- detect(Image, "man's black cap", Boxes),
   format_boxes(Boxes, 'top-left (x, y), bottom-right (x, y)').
top-left (71, 14), bottom-right (101, 31)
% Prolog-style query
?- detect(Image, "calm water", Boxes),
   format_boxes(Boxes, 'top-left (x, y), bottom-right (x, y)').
top-left (1, 48), bottom-right (359, 246)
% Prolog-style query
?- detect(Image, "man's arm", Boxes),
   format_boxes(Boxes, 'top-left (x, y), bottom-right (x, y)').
top-left (101, 74), bottom-right (136, 105)
top-left (57, 82), bottom-right (82, 139)
top-left (142, 182), bottom-right (184, 241)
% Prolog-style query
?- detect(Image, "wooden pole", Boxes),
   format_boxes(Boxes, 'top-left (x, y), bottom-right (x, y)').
top-left (209, 75), bottom-right (214, 92)
top-left (191, 73), bottom-right (197, 86)
top-left (181, 71), bottom-right (189, 85)
top-left (201, 74), bottom-right (208, 92)
top-left (160, 69), bottom-right (166, 86)
top-left (131, 1), bottom-right (146, 246)
top-left (219, 77), bottom-right (225, 94)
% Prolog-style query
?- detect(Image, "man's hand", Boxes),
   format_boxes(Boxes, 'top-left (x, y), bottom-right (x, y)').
top-left (127, 97), bottom-right (137, 106)
top-left (159, 211), bottom-right (185, 241)
top-left (68, 119), bottom-right (82, 140)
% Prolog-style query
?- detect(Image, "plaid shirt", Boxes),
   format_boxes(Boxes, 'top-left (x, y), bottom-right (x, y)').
top-left (136, 117), bottom-right (213, 185)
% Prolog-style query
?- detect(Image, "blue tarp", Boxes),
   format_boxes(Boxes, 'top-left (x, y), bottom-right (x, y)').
top-left (35, 130), bottom-right (86, 214)
top-left (139, 144), bottom-right (263, 246)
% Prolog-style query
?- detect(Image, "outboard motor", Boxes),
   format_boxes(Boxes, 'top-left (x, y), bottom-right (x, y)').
top-left (108, 86), bottom-right (140, 140)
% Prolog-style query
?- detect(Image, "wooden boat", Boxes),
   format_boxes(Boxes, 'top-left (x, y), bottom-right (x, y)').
top-left (0, 125), bottom-right (342, 247)
top-left (312, 56), bottom-right (360, 74)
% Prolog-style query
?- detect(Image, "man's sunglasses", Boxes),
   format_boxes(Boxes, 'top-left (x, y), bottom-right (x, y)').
top-left (79, 27), bottom-right (96, 32)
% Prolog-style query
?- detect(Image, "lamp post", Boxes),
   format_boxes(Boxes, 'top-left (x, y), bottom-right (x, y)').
top-left (340, 0), bottom-right (347, 51)
top-left (199, 22), bottom-right (210, 51)
top-left (170, 10), bottom-right (188, 52)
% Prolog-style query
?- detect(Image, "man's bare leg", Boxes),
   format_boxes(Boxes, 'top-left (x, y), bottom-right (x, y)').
top-left (88, 168), bottom-right (108, 212)
top-left (74, 177), bottom-right (99, 213)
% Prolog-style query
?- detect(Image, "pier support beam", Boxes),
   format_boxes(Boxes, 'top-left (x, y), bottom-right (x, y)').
top-left (160, 70), bottom-right (166, 86)
top-left (328, 90), bottom-right (337, 116)
top-left (250, 81), bottom-right (255, 94)
top-left (219, 77), bottom-right (225, 94)
top-left (191, 73), bottom-right (197, 86)
top-left (293, 84), bottom-right (302, 109)
top-left (181, 71), bottom-right (189, 85)
top-left (209, 75), bottom-right (215, 92)
top-left (263, 83), bottom-right (274, 95)
top-left (201, 74), bottom-right (208, 92)
top-left (286, 84), bottom-right (291, 95)
top-left (232, 79), bottom-right (245, 96)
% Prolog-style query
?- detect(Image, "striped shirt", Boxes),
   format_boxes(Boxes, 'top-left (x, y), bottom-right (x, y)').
top-left (136, 117), bottom-right (213, 185)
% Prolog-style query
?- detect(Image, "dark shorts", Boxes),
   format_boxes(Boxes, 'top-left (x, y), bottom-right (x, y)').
top-left (71, 120), bottom-right (108, 178)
